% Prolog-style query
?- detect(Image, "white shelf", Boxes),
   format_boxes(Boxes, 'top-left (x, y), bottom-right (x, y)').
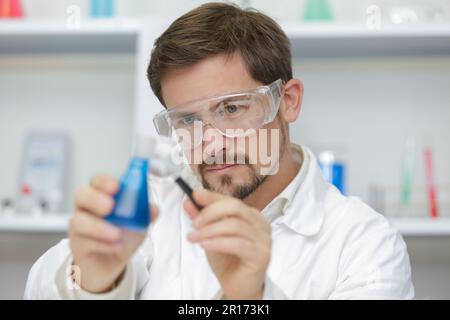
top-left (1, 214), bottom-right (449, 235)
top-left (281, 22), bottom-right (450, 58)
top-left (0, 18), bottom-right (141, 34)
top-left (0, 214), bottom-right (69, 233)
top-left (282, 22), bottom-right (450, 38)
top-left (390, 218), bottom-right (450, 237)
top-left (1, 20), bottom-right (449, 57)
top-left (0, 19), bottom-right (140, 54)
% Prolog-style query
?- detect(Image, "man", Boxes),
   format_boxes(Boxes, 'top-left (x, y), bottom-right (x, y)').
top-left (24, 2), bottom-right (414, 299)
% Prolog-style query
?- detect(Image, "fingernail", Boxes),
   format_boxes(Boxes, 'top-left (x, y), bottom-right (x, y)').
top-left (200, 240), bottom-right (211, 248)
top-left (192, 190), bottom-right (203, 201)
top-left (108, 180), bottom-right (118, 191)
top-left (99, 196), bottom-right (113, 211)
top-left (196, 189), bottom-right (208, 197)
top-left (106, 226), bottom-right (120, 239)
top-left (188, 232), bottom-right (199, 241)
top-left (193, 217), bottom-right (202, 228)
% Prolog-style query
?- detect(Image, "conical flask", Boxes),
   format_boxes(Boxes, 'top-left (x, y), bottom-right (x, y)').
top-left (105, 136), bottom-right (151, 231)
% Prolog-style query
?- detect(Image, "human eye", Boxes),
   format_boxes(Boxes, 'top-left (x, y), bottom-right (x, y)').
top-left (174, 113), bottom-right (199, 127)
top-left (222, 100), bottom-right (250, 118)
top-left (224, 104), bottom-right (240, 114)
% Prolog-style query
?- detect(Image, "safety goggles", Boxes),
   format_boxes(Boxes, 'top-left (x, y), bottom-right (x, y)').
top-left (153, 79), bottom-right (284, 146)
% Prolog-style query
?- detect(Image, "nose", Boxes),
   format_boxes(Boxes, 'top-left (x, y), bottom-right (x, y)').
top-left (201, 122), bottom-right (228, 159)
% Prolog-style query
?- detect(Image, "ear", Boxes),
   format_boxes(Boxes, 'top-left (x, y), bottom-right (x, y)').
top-left (280, 78), bottom-right (304, 124)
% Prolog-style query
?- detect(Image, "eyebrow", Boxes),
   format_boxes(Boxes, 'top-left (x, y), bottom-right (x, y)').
top-left (209, 96), bottom-right (246, 112)
top-left (171, 111), bottom-right (199, 118)
top-left (170, 98), bottom-right (228, 118)
top-left (170, 94), bottom-right (250, 118)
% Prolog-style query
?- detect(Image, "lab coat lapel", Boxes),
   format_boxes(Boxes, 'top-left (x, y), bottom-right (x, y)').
top-left (266, 148), bottom-right (329, 297)
top-left (277, 147), bottom-right (327, 236)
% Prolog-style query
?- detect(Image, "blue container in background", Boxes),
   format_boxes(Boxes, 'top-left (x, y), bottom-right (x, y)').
top-left (320, 162), bottom-right (345, 194)
top-left (319, 150), bottom-right (346, 194)
top-left (90, 0), bottom-right (114, 18)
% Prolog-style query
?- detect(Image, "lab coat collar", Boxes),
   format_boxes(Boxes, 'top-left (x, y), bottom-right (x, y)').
top-left (274, 145), bottom-right (327, 237)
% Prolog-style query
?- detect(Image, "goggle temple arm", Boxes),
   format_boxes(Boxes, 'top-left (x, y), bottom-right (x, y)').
top-left (266, 79), bottom-right (284, 123)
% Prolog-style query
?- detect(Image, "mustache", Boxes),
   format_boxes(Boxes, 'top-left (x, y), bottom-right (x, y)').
top-left (198, 152), bottom-right (251, 172)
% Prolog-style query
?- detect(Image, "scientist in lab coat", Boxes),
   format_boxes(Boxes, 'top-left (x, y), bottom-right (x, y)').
top-left (25, 3), bottom-right (414, 299)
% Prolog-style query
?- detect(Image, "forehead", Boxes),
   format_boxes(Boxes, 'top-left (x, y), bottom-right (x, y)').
top-left (161, 53), bottom-right (262, 109)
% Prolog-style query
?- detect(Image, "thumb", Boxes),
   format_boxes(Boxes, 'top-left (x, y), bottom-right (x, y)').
top-left (192, 189), bottom-right (226, 207)
top-left (150, 204), bottom-right (159, 222)
top-left (183, 189), bottom-right (226, 220)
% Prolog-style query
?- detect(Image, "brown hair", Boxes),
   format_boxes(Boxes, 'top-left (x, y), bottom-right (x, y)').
top-left (147, 2), bottom-right (293, 107)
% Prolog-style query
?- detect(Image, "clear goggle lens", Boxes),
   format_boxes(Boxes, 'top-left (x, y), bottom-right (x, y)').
top-left (153, 79), bottom-right (283, 149)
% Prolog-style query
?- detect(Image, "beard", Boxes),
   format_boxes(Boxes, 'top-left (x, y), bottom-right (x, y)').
top-left (201, 163), bottom-right (268, 199)
top-left (197, 151), bottom-right (268, 199)
top-left (197, 118), bottom-right (288, 199)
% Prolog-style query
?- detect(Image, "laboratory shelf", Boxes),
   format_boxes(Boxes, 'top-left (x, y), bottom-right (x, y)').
top-left (1, 20), bottom-right (449, 57)
top-left (281, 22), bottom-right (450, 58)
top-left (389, 218), bottom-right (450, 237)
top-left (0, 19), bottom-right (140, 54)
top-left (0, 214), bottom-right (70, 233)
top-left (1, 214), bottom-right (449, 235)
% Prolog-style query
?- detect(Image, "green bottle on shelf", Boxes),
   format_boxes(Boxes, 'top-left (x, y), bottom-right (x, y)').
top-left (303, 0), bottom-right (334, 22)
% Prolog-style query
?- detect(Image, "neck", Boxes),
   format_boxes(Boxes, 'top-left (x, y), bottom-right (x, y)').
top-left (243, 143), bottom-right (302, 211)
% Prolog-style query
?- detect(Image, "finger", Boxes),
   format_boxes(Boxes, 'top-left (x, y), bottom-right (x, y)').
top-left (193, 199), bottom-right (259, 228)
top-left (183, 197), bottom-right (201, 220)
top-left (74, 186), bottom-right (115, 217)
top-left (150, 204), bottom-right (159, 222)
top-left (188, 217), bottom-right (256, 242)
top-left (70, 211), bottom-right (122, 243)
top-left (120, 229), bottom-right (147, 253)
top-left (90, 174), bottom-right (119, 195)
top-left (192, 189), bottom-right (226, 207)
top-left (71, 234), bottom-right (123, 256)
top-left (200, 236), bottom-right (253, 261)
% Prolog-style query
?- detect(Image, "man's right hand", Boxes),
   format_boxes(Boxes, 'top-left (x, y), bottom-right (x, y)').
top-left (69, 174), bottom-right (158, 293)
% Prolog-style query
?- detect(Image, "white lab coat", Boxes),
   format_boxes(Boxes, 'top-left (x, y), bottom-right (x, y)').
top-left (24, 145), bottom-right (414, 299)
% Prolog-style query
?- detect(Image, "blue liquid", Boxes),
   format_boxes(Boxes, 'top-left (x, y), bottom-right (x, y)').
top-left (105, 157), bottom-right (150, 231)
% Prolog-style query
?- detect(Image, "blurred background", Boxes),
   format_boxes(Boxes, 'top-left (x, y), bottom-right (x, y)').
top-left (0, 0), bottom-right (449, 299)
